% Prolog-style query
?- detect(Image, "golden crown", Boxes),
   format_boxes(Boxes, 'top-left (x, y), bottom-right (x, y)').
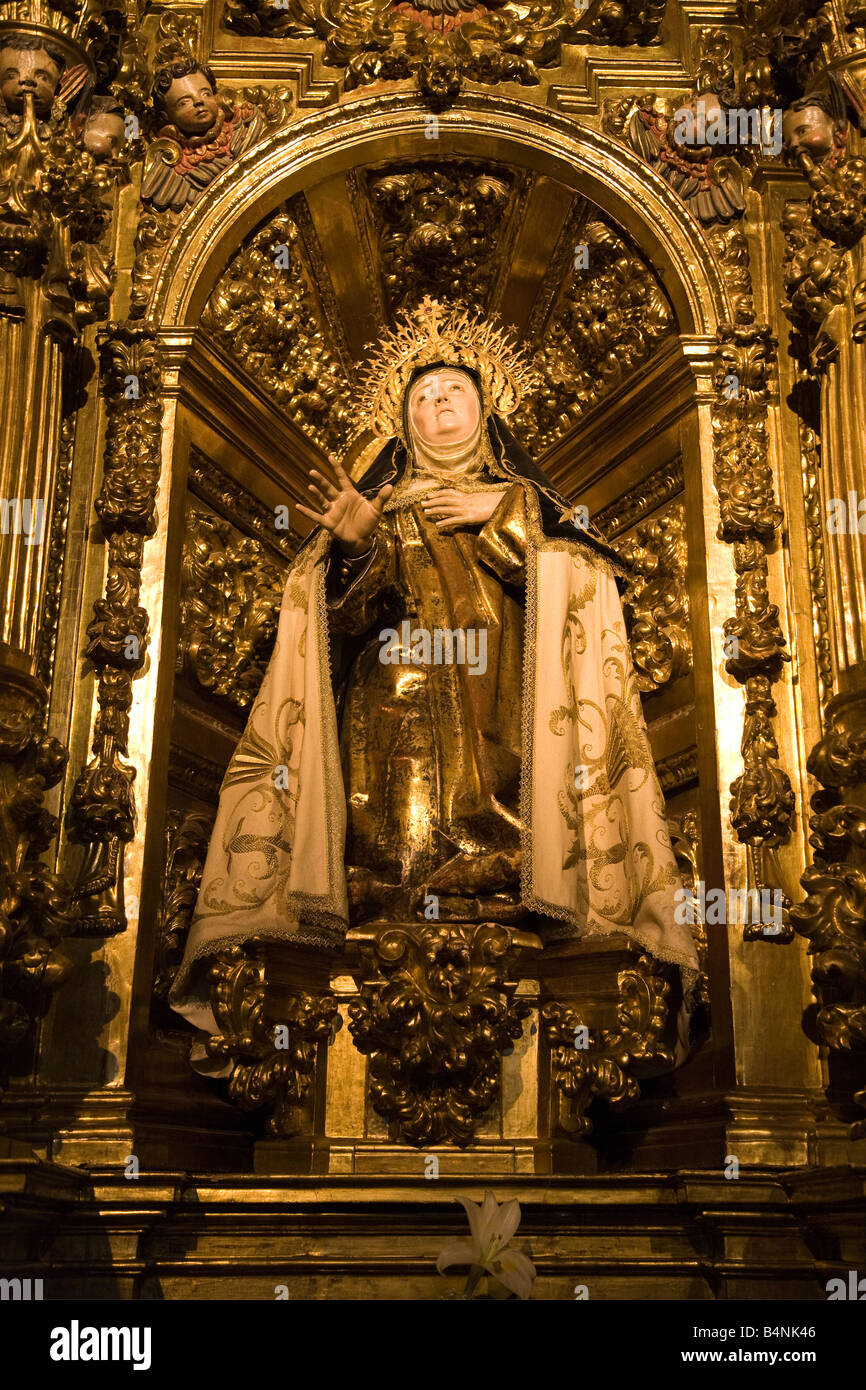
top-left (358, 297), bottom-right (538, 439)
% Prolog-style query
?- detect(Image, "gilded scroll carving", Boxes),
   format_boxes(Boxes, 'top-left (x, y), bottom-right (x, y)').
top-left (517, 220), bottom-right (674, 450)
top-left (782, 201), bottom-right (848, 371)
top-left (667, 809), bottom-right (710, 1018)
top-left (365, 163), bottom-right (515, 312)
top-left (178, 509), bottom-right (286, 712)
top-left (347, 920), bottom-right (541, 1147)
top-left (781, 85), bottom-right (866, 368)
top-left (739, 1), bottom-right (831, 105)
top-left (542, 954), bottom-right (677, 1138)
top-left (618, 504), bottom-right (691, 692)
top-left (67, 321), bottom-right (162, 935)
top-left (221, 0), bottom-right (665, 109)
top-left (207, 944), bottom-right (340, 1138)
top-left (790, 692), bottom-right (866, 1134)
top-left (154, 809), bottom-right (215, 1001)
top-left (709, 301), bottom-right (795, 938)
top-left (0, 665), bottom-right (77, 1057)
top-left (0, 19), bottom-right (127, 335)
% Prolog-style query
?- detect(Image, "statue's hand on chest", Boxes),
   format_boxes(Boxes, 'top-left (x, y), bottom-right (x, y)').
top-left (420, 488), bottom-right (507, 534)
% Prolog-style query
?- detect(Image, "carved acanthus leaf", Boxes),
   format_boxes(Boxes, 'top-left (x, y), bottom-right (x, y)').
top-left (206, 944), bottom-right (340, 1137)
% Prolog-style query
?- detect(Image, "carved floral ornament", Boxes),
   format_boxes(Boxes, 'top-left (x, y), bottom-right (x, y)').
top-left (221, 0), bottom-right (666, 106)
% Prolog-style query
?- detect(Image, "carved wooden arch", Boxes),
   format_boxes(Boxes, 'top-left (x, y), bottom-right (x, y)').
top-left (145, 88), bottom-right (734, 336)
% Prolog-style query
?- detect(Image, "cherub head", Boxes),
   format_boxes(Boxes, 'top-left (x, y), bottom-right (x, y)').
top-left (77, 94), bottom-right (126, 161)
top-left (151, 58), bottom-right (219, 139)
top-left (0, 33), bottom-right (65, 116)
top-left (783, 89), bottom-right (847, 167)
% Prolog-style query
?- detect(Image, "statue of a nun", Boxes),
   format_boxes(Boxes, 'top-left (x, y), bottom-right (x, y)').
top-left (171, 298), bottom-right (699, 1030)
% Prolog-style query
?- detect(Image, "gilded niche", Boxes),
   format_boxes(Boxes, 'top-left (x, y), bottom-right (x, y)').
top-left (199, 192), bottom-right (675, 457)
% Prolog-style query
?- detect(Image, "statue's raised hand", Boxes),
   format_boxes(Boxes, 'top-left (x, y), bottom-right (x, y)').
top-left (296, 456), bottom-right (393, 557)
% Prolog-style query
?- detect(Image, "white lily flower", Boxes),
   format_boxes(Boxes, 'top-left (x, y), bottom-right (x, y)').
top-left (436, 1190), bottom-right (536, 1300)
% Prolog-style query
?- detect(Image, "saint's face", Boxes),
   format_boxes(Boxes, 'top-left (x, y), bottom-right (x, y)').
top-left (0, 46), bottom-right (61, 116)
top-left (782, 104), bottom-right (836, 162)
top-left (408, 369), bottom-right (480, 446)
top-left (161, 72), bottom-right (219, 137)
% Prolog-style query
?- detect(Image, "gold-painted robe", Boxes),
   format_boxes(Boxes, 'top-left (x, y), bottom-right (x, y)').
top-left (327, 482), bottom-right (529, 923)
top-left (171, 474), bottom-right (700, 1029)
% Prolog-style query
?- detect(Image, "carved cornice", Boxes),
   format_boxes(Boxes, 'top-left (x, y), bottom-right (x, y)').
top-left (187, 447), bottom-right (302, 561)
top-left (219, 0), bottom-right (667, 109)
top-left (656, 745), bottom-right (699, 793)
top-left (596, 458), bottom-right (684, 538)
top-left (168, 743), bottom-right (227, 804)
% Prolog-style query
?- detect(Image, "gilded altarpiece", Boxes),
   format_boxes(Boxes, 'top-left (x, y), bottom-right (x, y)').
top-left (0, 0), bottom-right (864, 1299)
